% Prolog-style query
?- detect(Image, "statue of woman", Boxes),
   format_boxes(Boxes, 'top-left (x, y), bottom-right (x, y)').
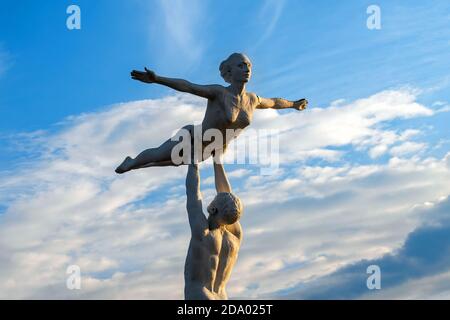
top-left (115, 53), bottom-right (307, 173)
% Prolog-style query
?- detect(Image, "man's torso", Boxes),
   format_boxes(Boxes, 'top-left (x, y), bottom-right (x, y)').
top-left (184, 224), bottom-right (241, 299)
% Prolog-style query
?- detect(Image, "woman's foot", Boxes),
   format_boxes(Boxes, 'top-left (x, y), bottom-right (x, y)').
top-left (115, 156), bottom-right (135, 174)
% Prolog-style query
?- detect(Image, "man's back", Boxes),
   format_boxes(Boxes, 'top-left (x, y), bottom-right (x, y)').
top-left (184, 163), bottom-right (243, 300)
top-left (184, 222), bottom-right (241, 300)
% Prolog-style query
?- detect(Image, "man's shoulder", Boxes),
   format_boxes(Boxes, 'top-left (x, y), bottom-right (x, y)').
top-left (224, 223), bottom-right (242, 242)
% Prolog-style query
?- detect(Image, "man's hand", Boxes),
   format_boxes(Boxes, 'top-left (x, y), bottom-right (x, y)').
top-left (293, 98), bottom-right (308, 111)
top-left (131, 67), bottom-right (157, 83)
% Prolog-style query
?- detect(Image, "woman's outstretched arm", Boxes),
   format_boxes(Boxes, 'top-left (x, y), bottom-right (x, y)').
top-left (131, 68), bottom-right (222, 100)
top-left (256, 97), bottom-right (308, 111)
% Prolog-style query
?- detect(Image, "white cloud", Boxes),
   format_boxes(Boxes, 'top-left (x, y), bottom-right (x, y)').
top-left (432, 100), bottom-right (450, 114)
top-left (244, 89), bottom-right (433, 164)
top-left (436, 105), bottom-right (450, 114)
top-left (0, 94), bottom-right (205, 298)
top-left (389, 141), bottom-right (427, 157)
top-left (294, 149), bottom-right (343, 162)
top-left (0, 89), bottom-right (447, 299)
top-left (399, 129), bottom-right (421, 141)
top-left (369, 144), bottom-right (388, 159)
top-left (202, 168), bottom-right (251, 185)
top-left (273, 195), bottom-right (450, 299)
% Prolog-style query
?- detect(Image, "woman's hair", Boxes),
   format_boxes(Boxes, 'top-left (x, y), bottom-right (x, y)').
top-left (219, 53), bottom-right (250, 84)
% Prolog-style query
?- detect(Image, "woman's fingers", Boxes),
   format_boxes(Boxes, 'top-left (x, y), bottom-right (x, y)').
top-left (293, 99), bottom-right (307, 110)
top-left (144, 67), bottom-right (155, 74)
top-left (298, 99), bottom-right (307, 105)
top-left (131, 68), bottom-right (155, 82)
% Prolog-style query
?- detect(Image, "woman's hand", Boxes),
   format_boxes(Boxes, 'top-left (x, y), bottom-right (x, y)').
top-left (293, 98), bottom-right (308, 111)
top-left (131, 67), bottom-right (157, 83)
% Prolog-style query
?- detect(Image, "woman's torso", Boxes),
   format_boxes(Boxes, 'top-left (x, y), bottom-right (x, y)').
top-left (202, 88), bottom-right (260, 136)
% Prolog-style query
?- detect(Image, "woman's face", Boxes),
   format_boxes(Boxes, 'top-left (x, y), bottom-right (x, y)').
top-left (229, 55), bottom-right (252, 84)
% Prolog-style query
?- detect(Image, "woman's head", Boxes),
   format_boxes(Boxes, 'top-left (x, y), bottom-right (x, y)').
top-left (207, 192), bottom-right (243, 225)
top-left (219, 53), bottom-right (252, 84)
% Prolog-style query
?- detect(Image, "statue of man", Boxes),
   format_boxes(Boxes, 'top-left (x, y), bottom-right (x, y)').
top-left (184, 162), bottom-right (243, 300)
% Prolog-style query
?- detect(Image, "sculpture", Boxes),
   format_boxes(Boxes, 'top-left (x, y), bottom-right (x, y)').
top-left (115, 53), bottom-right (307, 173)
top-left (116, 53), bottom-right (308, 299)
top-left (184, 162), bottom-right (242, 300)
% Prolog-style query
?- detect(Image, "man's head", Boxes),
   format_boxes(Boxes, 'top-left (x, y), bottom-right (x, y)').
top-left (207, 192), bottom-right (243, 225)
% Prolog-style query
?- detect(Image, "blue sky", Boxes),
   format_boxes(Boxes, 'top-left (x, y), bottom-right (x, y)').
top-left (0, 0), bottom-right (450, 299)
top-left (2, 1), bottom-right (449, 131)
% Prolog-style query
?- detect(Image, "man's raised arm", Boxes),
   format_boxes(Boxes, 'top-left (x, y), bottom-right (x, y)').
top-left (213, 162), bottom-right (232, 193)
top-left (186, 164), bottom-right (208, 238)
top-left (213, 162), bottom-right (242, 239)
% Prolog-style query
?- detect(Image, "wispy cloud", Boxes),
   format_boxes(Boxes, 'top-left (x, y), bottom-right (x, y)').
top-left (250, 0), bottom-right (285, 51)
top-left (151, 0), bottom-right (207, 67)
top-left (0, 89), bottom-right (448, 299)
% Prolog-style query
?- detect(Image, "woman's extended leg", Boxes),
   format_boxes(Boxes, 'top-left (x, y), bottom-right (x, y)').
top-left (114, 125), bottom-right (228, 173)
top-left (115, 125), bottom-right (202, 173)
top-left (115, 138), bottom-right (181, 173)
